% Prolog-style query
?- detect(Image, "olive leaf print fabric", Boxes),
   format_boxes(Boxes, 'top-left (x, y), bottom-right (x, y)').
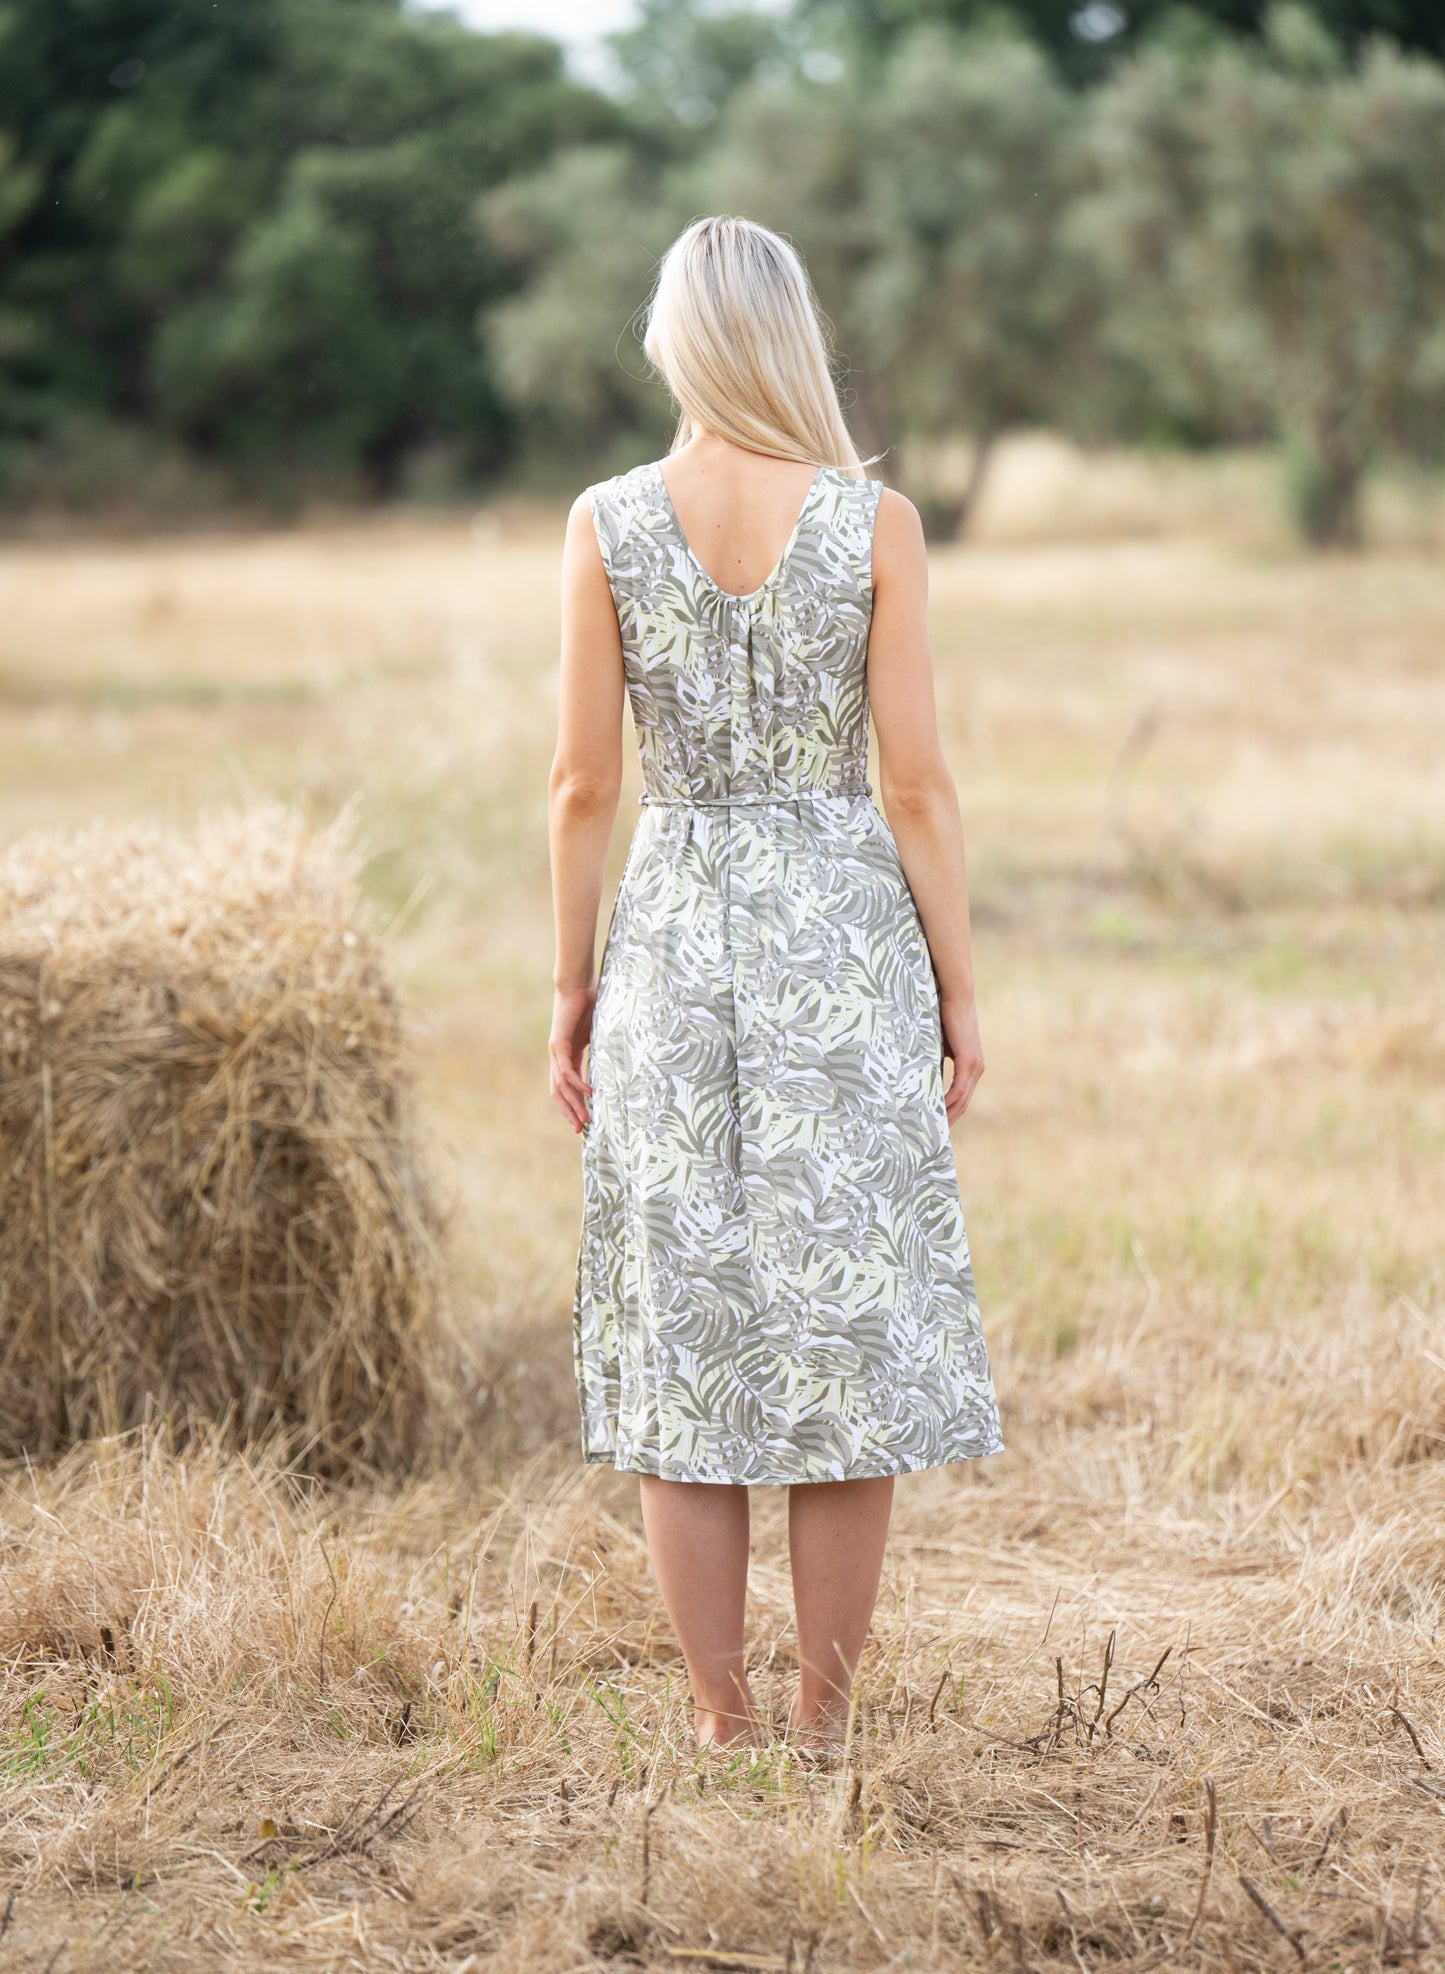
top-left (572, 458), bottom-right (1005, 1483)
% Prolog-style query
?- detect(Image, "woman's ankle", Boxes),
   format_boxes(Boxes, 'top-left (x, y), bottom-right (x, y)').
top-left (694, 1708), bottom-right (749, 1747)
top-left (693, 1685), bottom-right (761, 1746)
top-left (789, 1691), bottom-right (852, 1739)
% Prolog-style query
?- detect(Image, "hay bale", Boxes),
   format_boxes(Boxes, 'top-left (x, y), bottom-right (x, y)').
top-left (0, 804), bottom-right (452, 1471)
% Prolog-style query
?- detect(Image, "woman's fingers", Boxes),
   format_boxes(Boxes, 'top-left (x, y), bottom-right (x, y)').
top-left (553, 1089), bottom-right (587, 1132)
top-left (942, 1052), bottom-right (983, 1125)
top-left (550, 1047), bottom-right (593, 1132)
top-left (939, 996), bottom-right (984, 1128)
top-left (549, 985), bottom-right (598, 1132)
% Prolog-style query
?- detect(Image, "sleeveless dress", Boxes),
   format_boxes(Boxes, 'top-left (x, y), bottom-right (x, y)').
top-left (572, 458), bottom-right (1005, 1484)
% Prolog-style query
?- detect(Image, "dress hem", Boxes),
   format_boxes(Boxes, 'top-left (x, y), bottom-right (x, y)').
top-left (578, 1436), bottom-right (1006, 1484)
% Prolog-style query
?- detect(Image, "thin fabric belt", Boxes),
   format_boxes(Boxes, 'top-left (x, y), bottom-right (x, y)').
top-left (639, 784), bottom-right (871, 809)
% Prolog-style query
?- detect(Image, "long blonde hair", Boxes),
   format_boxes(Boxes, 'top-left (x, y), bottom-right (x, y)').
top-left (641, 216), bottom-right (877, 478)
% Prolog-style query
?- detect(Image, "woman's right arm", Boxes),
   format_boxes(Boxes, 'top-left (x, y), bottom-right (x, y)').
top-left (548, 493), bottom-right (625, 1133)
top-left (866, 486), bottom-right (984, 1126)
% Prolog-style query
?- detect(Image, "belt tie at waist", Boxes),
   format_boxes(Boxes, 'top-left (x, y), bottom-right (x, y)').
top-left (639, 785), bottom-right (871, 809)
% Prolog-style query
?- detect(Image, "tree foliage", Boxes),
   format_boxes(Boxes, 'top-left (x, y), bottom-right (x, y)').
top-left (488, 3), bottom-right (1445, 541)
top-left (1081, 8), bottom-right (1445, 540)
top-left (679, 26), bottom-right (1088, 530)
top-left (480, 145), bottom-right (683, 470)
top-left (0, 0), bottom-right (617, 501)
top-left (1, 0), bottom-right (1443, 538)
top-left (797, 0), bottom-right (1445, 79)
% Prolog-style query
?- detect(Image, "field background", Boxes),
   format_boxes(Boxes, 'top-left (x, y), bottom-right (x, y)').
top-left (2, 442), bottom-right (1443, 1969)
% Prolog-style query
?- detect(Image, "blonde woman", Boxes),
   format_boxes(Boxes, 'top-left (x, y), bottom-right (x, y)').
top-left (548, 216), bottom-right (1004, 1754)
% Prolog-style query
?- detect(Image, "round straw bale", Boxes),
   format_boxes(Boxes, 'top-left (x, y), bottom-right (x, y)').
top-left (0, 804), bottom-right (453, 1471)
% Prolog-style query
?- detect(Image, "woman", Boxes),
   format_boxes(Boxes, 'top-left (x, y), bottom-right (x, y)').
top-left (548, 215), bottom-right (1004, 1755)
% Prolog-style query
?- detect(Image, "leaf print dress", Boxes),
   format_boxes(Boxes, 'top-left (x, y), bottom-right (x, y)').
top-left (572, 458), bottom-right (1005, 1484)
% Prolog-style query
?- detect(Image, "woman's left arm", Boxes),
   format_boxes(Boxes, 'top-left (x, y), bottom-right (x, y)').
top-left (548, 493), bottom-right (626, 1133)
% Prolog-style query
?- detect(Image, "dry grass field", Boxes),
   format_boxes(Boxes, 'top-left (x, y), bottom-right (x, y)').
top-left (1, 442), bottom-right (1443, 1971)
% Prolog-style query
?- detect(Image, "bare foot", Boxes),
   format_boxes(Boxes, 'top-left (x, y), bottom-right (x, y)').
top-left (695, 1716), bottom-right (752, 1751)
top-left (786, 1703), bottom-right (849, 1758)
top-left (694, 1688), bottom-right (766, 1750)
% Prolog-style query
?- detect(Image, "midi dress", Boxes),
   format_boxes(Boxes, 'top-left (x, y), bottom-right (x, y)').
top-left (572, 457), bottom-right (1005, 1485)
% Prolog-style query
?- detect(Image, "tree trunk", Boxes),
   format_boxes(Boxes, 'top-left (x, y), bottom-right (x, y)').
top-left (912, 422), bottom-right (1000, 543)
top-left (1286, 421), bottom-right (1365, 549)
top-left (849, 371), bottom-right (896, 481)
top-left (955, 421), bottom-right (1000, 537)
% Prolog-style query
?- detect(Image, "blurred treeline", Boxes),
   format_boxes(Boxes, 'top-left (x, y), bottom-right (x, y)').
top-left (2, 0), bottom-right (1443, 542)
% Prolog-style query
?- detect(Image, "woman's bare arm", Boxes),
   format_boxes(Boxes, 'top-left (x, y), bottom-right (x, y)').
top-left (548, 493), bottom-right (625, 1133)
top-left (866, 486), bottom-right (983, 1125)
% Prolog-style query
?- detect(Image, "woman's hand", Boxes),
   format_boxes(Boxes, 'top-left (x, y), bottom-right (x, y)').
top-left (550, 984), bottom-right (596, 1133)
top-left (940, 993), bottom-right (983, 1127)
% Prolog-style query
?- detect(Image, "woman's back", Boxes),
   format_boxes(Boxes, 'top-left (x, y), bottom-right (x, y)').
top-left (587, 457), bottom-right (879, 809)
top-left (652, 450), bottom-right (835, 599)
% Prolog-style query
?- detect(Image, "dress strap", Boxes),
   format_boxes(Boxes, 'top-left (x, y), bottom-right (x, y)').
top-left (586, 464), bottom-right (676, 628)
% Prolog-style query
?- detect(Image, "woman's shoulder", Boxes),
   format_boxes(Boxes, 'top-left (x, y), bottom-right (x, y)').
top-left (816, 464), bottom-right (888, 512)
top-left (576, 460), bottom-right (670, 582)
top-left (811, 465), bottom-right (888, 543)
top-left (871, 482), bottom-right (922, 533)
top-left (583, 458), bottom-right (661, 512)
top-left (867, 484), bottom-right (928, 594)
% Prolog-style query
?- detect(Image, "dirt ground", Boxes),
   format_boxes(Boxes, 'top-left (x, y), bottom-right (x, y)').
top-left (2, 443), bottom-right (1442, 1969)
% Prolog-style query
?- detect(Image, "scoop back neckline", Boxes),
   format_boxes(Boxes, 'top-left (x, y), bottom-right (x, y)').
top-left (650, 459), bottom-right (828, 603)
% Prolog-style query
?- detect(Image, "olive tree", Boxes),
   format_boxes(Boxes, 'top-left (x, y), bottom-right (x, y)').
top-left (701, 23), bottom-right (1089, 535)
top-left (852, 25), bottom-right (1090, 533)
top-left (478, 145), bottom-right (682, 472)
top-left (1083, 6), bottom-right (1445, 544)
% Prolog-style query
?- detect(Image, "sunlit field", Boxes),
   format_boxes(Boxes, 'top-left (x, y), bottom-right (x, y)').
top-left (2, 441), bottom-right (1443, 1970)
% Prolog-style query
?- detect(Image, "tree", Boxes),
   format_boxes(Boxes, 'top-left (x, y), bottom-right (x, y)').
top-left (478, 21), bottom-right (1100, 534)
top-left (0, 0), bottom-right (618, 501)
top-left (698, 23), bottom-right (1089, 533)
top-left (1082, 6), bottom-right (1445, 543)
top-left (479, 145), bottom-right (682, 471)
top-left (475, 0), bottom-right (829, 478)
top-left (0, 131), bottom-right (42, 436)
top-left (852, 26), bottom-right (1090, 530)
top-left (606, 0), bottom-right (810, 138)
top-left (796, 0), bottom-right (1445, 80)
top-left (678, 62), bottom-right (892, 459)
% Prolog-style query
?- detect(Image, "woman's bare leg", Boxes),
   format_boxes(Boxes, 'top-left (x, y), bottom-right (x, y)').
top-left (788, 1476), bottom-right (895, 1744)
top-left (638, 1476), bottom-right (761, 1746)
